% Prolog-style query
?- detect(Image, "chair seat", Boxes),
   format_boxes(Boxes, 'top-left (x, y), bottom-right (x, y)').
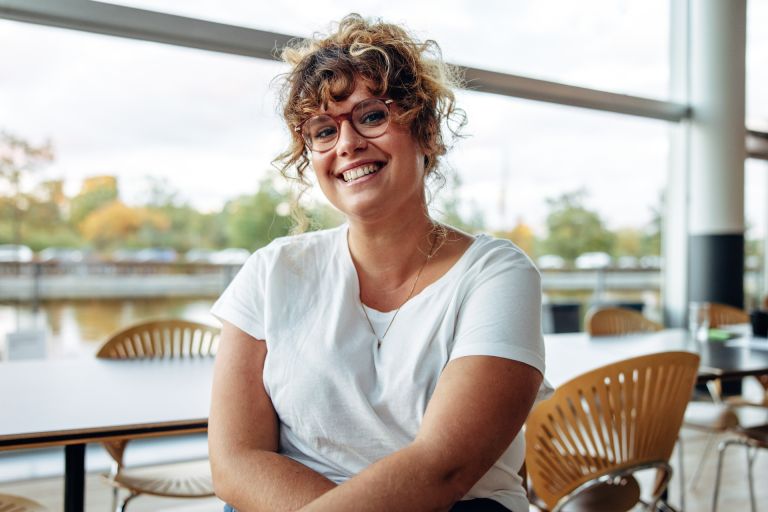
top-left (737, 424), bottom-right (768, 447)
top-left (105, 459), bottom-right (214, 498)
top-left (683, 402), bottom-right (740, 431)
top-left (0, 493), bottom-right (48, 511)
top-left (558, 476), bottom-right (641, 512)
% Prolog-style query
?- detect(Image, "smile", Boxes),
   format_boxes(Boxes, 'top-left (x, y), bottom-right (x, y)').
top-left (341, 163), bottom-right (382, 183)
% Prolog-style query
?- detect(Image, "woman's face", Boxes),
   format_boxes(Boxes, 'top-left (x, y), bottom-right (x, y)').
top-left (308, 81), bottom-right (427, 222)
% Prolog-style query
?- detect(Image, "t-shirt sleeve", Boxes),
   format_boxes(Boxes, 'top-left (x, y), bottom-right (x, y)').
top-left (449, 245), bottom-right (546, 376)
top-left (210, 248), bottom-right (268, 340)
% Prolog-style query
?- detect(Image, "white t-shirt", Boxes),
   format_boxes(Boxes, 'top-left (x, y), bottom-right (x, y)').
top-left (211, 225), bottom-right (545, 512)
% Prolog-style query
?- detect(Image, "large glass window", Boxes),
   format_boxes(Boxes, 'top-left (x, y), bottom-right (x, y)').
top-left (747, 0), bottom-right (768, 128)
top-left (445, 89), bottom-right (669, 232)
top-left (0, 19), bottom-right (288, 209)
top-left (96, 0), bottom-right (670, 99)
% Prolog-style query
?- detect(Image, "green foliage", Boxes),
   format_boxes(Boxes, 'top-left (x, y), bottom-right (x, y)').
top-left (0, 131), bottom-right (54, 244)
top-left (223, 179), bottom-right (294, 251)
top-left (541, 190), bottom-right (614, 262)
top-left (70, 180), bottom-right (118, 227)
top-left (431, 172), bottom-right (485, 233)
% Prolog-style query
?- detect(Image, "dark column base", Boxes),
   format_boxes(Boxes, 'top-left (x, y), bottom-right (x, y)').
top-left (688, 233), bottom-right (744, 308)
top-left (64, 444), bottom-right (86, 512)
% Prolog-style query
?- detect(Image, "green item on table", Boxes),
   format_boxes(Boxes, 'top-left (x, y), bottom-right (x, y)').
top-left (707, 328), bottom-right (735, 341)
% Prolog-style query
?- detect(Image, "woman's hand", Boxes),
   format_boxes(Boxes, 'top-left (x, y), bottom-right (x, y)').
top-left (209, 321), bottom-right (336, 511)
top-left (299, 355), bottom-right (543, 512)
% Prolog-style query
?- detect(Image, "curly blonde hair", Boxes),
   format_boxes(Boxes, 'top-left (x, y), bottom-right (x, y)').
top-left (273, 13), bottom-right (466, 222)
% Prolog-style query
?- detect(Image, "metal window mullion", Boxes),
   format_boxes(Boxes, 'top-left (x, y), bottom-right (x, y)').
top-left (0, 0), bottom-right (690, 123)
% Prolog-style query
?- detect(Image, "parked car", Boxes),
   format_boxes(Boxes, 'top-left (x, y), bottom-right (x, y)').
top-left (537, 254), bottom-right (566, 270)
top-left (617, 256), bottom-right (639, 269)
top-left (0, 244), bottom-right (34, 262)
top-left (185, 249), bottom-right (217, 263)
top-left (112, 248), bottom-right (177, 263)
top-left (210, 248), bottom-right (251, 265)
top-left (575, 252), bottom-right (612, 269)
top-left (38, 247), bottom-right (84, 263)
top-left (135, 248), bottom-right (178, 263)
top-left (639, 255), bottom-right (662, 269)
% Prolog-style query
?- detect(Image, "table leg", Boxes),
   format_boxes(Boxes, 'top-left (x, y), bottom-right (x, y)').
top-left (64, 444), bottom-right (86, 512)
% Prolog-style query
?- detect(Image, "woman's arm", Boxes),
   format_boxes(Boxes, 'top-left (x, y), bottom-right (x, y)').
top-left (209, 320), bottom-right (337, 511)
top-left (299, 355), bottom-right (543, 512)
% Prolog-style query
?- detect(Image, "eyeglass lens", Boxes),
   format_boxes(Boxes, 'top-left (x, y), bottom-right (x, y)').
top-left (302, 98), bottom-right (391, 152)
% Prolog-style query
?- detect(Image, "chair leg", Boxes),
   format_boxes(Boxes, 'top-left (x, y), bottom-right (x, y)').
top-left (711, 439), bottom-right (733, 512)
top-left (746, 446), bottom-right (756, 512)
top-left (111, 486), bottom-right (119, 512)
top-left (676, 436), bottom-right (685, 511)
top-left (118, 492), bottom-right (138, 512)
top-left (690, 432), bottom-right (716, 491)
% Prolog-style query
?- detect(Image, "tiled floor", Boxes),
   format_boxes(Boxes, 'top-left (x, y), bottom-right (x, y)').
top-left (0, 427), bottom-right (766, 511)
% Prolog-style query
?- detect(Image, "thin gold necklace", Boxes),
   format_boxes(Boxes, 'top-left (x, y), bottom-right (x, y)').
top-left (361, 232), bottom-right (439, 349)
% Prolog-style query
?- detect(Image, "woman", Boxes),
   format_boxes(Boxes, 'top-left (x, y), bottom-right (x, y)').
top-left (209, 14), bottom-right (545, 512)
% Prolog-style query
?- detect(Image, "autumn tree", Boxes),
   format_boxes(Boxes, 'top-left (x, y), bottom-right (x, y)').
top-left (497, 217), bottom-right (536, 255)
top-left (0, 131), bottom-right (54, 244)
top-left (69, 175), bottom-right (118, 227)
top-left (541, 190), bottom-right (613, 262)
top-left (79, 200), bottom-right (170, 250)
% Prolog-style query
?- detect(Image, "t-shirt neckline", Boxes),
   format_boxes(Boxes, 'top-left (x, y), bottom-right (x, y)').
top-left (340, 224), bottom-right (484, 313)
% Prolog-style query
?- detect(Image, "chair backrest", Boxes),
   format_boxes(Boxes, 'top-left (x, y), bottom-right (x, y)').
top-left (96, 319), bottom-right (220, 359)
top-left (525, 351), bottom-right (700, 511)
top-left (708, 302), bottom-right (748, 328)
top-left (585, 307), bottom-right (663, 336)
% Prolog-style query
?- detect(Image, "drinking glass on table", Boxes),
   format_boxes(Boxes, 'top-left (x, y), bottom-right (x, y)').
top-left (688, 301), bottom-right (710, 342)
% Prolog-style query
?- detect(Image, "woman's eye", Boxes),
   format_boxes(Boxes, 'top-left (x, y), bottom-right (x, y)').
top-left (358, 109), bottom-right (387, 126)
top-left (312, 125), bottom-right (337, 140)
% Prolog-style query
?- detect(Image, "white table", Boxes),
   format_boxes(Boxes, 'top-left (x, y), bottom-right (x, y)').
top-left (0, 358), bottom-right (214, 512)
top-left (544, 328), bottom-right (768, 388)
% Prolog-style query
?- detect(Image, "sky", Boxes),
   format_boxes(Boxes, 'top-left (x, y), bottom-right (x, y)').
top-left (0, 0), bottom-right (766, 237)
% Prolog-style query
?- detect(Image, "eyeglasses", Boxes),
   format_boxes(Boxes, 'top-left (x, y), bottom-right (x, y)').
top-left (296, 98), bottom-right (394, 152)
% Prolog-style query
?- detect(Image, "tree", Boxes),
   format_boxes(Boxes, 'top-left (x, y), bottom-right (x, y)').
top-left (541, 190), bottom-right (613, 262)
top-left (640, 190), bottom-right (663, 256)
top-left (431, 172), bottom-right (485, 232)
top-left (223, 179), bottom-right (294, 251)
top-left (79, 200), bottom-right (169, 250)
top-left (496, 217), bottom-right (536, 255)
top-left (69, 175), bottom-right (118, 227)
top-left (0, 131), bottom-right (54, 244)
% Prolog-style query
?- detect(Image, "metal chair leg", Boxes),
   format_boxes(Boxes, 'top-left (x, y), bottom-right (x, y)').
top-left (711, 439), bottom-right (733, 512)
top-left (677, 435), bottom-right (686, 511)
top-left (118, 492), bottom-right (138, 512)
top-left (747, 446), bottom-right (756, 512)
top-left (690, 432), bottom-right (716, 491)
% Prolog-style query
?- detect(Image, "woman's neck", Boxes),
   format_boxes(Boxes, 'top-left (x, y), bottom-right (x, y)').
top-left (347, 211), bottom-right (436, 291)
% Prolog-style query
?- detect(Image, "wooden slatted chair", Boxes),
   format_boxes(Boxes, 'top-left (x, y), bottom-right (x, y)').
top-left (585, 307), bottom-right (663, 337)
top-left (96, 319), bottom-right (220, 511)
top-left (0, 494), bottom-right (48, 511)
top-left (525, 351), bottom-right (699, 512)
top-left (708, 302), bottom-right (749, 328)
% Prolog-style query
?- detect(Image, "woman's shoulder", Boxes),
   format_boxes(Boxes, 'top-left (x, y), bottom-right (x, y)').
top-left (243, 225), bottom-right (346, 275)
top-left (252, 225), bottom-right (345, 258)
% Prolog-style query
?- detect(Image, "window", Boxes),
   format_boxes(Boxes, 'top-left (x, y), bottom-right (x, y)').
top-left (97, 0), bottom-right (671, 99)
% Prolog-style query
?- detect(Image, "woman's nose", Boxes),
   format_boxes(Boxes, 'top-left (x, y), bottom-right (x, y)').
top-left (335, 120), bottom-right (366, 155)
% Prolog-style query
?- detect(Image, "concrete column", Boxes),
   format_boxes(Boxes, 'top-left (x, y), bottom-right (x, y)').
top-left (687, 0), bottom-right (747, 308)
top-left (663, 0), bottom-right (692, 327)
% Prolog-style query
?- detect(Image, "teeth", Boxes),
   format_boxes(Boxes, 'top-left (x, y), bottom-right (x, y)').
top-left (342, 164), bottom-right (380, 183)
